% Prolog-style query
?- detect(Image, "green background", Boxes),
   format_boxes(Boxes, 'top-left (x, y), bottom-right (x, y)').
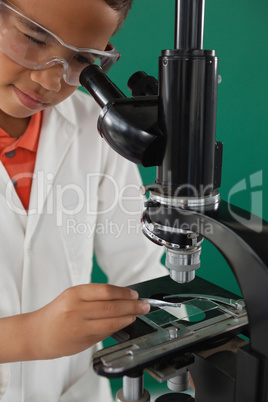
top-left (87, 0), bottom-right (268, 397)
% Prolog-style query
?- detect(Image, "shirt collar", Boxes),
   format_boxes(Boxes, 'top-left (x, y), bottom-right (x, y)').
top-left (0, 111), bottom-right (43, 153)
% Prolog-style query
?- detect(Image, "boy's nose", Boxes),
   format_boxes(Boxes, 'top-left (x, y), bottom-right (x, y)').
top-left (29, 64), bottom-right (64, 92)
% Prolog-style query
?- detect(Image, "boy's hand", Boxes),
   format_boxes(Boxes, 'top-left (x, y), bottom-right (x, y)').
top-left (30, 284), bottom-right (150, 360)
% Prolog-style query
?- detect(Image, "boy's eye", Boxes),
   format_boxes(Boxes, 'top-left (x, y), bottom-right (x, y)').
top-left (24, 34), bottom-right (46, 46)
top-left (74, 53), bottom-right (94, 65)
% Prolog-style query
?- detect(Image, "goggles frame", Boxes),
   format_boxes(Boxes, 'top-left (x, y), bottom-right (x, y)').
top-left (0, 0), bottom-right (120, 86)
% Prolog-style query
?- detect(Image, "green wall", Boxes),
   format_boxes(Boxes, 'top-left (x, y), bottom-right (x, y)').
top-left (101, 0), bottom-right (268, 295)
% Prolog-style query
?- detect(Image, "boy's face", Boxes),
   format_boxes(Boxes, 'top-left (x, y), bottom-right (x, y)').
top-left (0, 0), bottom-right (119, 120)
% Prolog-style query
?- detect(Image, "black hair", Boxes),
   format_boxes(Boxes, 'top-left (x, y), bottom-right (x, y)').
top-left (103, 0), bottom-right (133, 31)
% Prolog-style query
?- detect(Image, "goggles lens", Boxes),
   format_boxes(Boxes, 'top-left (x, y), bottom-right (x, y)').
top-left (0, 0), bottom-right (120, 86)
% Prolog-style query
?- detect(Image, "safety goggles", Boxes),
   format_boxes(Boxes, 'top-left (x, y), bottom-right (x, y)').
top-left (0, 0), bottom-right (120, 86)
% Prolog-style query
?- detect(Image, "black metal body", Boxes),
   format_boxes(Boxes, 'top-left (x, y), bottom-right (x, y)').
top-left (175, 0), bottom-right (205, 50)
top-left (157, 49), bottom-right (218, 196)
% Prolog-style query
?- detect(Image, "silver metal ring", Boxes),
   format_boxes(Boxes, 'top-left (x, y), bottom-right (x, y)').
top-left (149, 189), bottom-right (220, 209)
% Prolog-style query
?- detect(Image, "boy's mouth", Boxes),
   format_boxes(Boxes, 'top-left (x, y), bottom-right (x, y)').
top-left (13, 86), bottom-right (48, 110)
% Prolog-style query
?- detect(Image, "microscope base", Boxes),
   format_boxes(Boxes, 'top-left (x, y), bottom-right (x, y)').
top-left (155, 394), bottom-right (194, 401)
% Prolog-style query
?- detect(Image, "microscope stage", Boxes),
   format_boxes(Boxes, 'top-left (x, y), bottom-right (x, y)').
top-left (93, 276), bottom-right (248, 378)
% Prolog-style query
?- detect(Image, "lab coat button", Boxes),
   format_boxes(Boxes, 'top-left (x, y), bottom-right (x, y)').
top-left (27, 242), bottom-right (32, 250)
top-left (5, 150), bottom-right (16, 158)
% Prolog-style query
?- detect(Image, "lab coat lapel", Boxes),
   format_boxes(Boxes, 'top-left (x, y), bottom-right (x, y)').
top-left (0, 161), bottom-right (27, 230)
top-left (25, 107), bottom-right (78, 243)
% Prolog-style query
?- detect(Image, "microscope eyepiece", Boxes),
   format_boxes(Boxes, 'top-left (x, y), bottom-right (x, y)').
top-left (127, 71), bottom-right (158, 96)
top-left (79, 64), bottom-right (126, 108)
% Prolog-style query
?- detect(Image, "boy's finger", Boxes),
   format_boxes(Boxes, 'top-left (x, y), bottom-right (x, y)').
top-left (86, 315), bottom-right (137, 337)
top-left (82, 299), bottom-right (150, 319)
top-left (75, 283), bottom-right (139, 301)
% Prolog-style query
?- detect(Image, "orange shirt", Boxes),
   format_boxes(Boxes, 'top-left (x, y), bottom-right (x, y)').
top-left (0, 111), bottom-right (42, 211)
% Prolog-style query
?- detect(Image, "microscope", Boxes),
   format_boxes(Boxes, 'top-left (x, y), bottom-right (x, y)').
top-left (80, 0), bottom-right (268, 400)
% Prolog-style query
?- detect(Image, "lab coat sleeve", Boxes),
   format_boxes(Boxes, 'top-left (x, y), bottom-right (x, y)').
top-left (0, 364), bottom-right (10, 400)
top-left (93, 145), bottom-right (168, 286)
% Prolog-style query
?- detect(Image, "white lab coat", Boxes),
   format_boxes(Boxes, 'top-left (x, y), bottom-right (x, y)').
top-left (0, 90), bottom-right (167, 401)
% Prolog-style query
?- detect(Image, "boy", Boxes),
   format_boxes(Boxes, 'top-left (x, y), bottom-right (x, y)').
top-left (0, 0), bottom-right (166, 400)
